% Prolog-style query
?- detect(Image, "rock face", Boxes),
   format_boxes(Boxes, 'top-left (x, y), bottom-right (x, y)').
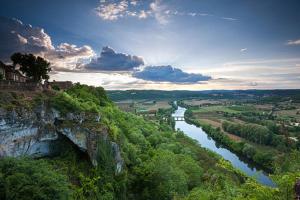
top-left (0, 104), bottom-right (58, 158)
top-left (0, 102), bottom-right (123, 171)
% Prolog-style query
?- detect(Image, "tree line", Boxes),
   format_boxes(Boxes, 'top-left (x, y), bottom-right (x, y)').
top-left (222, 121), bottom-right (295, 150)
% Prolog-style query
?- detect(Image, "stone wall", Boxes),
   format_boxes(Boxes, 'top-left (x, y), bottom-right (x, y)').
top-left (48, 81), bottom-right (73, 90)
top-left (0, 80), bottom-right (43, 91)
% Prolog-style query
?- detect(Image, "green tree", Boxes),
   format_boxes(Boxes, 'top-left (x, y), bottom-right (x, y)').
top-left (134, 150), bottom-right (200, 199)
top-left (0, 157), bottom-right (72, 200)
top-left (242, 144), bottom-right (256, 159)
top-left (253, 151), bottom-right (274, 168)
top-left (184, 187), bottom-right (211, 200)
top-left (11, 53), bottom-right (51, 82)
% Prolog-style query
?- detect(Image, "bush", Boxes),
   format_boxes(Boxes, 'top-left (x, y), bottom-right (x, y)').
top-left (0, 157), bottom-right (72, 200)
top-left (133, 150), bottom-right (204, 199)
top-left (50, 84), bottom-right (112, 115)
top-left (242, 144), bottom-right (256, 159)
top-left (253, 152), bottom-right (274, 169)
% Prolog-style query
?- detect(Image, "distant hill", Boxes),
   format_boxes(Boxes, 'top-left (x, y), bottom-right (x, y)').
top-left (107, 89), bottom-right (300, 102)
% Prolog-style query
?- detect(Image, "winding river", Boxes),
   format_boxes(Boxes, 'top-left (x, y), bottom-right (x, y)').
top-left (172, 106), bottom-right (276, 187)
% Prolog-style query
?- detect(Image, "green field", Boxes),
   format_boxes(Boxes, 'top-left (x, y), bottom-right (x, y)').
top-left (116, 100), bottom-right (172, 114)
top-left (191, 105), bottom-right (257, 114)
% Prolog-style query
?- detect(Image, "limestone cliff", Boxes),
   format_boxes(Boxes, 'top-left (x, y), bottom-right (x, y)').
top-left (0, 100), bottom-right (123, 172)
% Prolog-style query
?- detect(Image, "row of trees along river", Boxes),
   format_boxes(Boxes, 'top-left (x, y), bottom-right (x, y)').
top-left (172, 105), bottom-right (276, 187)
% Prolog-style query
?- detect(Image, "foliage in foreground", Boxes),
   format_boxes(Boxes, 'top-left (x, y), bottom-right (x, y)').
top-left (0, 157), bottom-right (72, 200)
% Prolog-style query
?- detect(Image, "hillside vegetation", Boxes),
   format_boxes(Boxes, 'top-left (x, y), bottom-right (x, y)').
top-left (0, 85), bottom-right (299, 199)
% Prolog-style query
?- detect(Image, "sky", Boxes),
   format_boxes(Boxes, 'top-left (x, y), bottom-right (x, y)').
top-left (0, 0), bottom-right (300, 90)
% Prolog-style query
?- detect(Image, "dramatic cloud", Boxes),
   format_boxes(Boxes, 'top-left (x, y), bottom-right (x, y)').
top-left (47, 43), bottom-right (95, 71)
top-left (0, 17), bottom-right (54, 61)
top-left (0, 17), bottom-right (95, 70)
top-left (86, 46), bottom-right (144, 71)
top-left (133, 65), bottom-right (211, 83)
top-left (286, 39), bottom-right (300, 45)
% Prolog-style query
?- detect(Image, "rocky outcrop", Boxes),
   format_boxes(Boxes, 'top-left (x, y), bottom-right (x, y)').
top-left (0, 104), bottom-right (58, 157)
top-left (0, 102), bottom-right (123, 171)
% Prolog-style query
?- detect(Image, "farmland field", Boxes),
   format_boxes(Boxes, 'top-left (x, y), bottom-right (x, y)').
top-left (115, 100), bottom-right (172, 114)
top-left (183, 99), bottom-right (224, 106)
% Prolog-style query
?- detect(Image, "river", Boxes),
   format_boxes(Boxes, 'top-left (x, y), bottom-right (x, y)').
top-left (172, 106), bottom-right (276, 187)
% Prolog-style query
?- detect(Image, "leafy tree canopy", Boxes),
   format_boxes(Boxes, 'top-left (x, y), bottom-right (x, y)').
top-left (0, 157), bottom-right (72, 200)
top-left (11, 52), bottom-right (51, 82)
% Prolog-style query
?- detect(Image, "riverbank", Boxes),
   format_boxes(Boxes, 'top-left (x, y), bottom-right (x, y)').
top-left (184, 116), bottom-right (274, 173)
top-left (173, 106), bottom-right (276, 187)
top-left (179, 99), bottom-right (300, 175)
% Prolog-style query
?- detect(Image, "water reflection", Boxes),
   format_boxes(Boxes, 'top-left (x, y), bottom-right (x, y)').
top-left (173, 106), bottom-right (276, 187)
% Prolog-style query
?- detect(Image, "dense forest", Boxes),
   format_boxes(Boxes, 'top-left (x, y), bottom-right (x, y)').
top-left (0, 85), bottom-right (300, 199)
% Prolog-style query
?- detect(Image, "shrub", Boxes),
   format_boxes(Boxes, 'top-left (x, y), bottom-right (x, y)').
top-left (0, 157), bottom-right (72, 200)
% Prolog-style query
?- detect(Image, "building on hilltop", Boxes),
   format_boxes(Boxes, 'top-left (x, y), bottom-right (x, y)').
top-left (48, 80), bottom-right (73, 90)
top-left (9, 70), bottom-right (27, 82)
top-left (1, 61), bottom-right (73, 91)
top-left (0, 61), bottom-right (6, 80)
top-left (0, 61), bottom-right (27, 82)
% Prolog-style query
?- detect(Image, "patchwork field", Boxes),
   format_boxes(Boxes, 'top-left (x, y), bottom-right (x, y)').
top-left (191, 105), bottom-right (258, 114)
top-left (274, 109), bottom-right (300, 120)
top-left (188, 99), bottom-right (300, 158)
top-left (183, 99), bottom-right (224, 106)
top-left (116, 100), bottom-right (172, 114)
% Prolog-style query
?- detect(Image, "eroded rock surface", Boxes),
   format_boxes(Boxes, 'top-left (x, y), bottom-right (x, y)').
top-left (0, 103), bottom-right (123, 171)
